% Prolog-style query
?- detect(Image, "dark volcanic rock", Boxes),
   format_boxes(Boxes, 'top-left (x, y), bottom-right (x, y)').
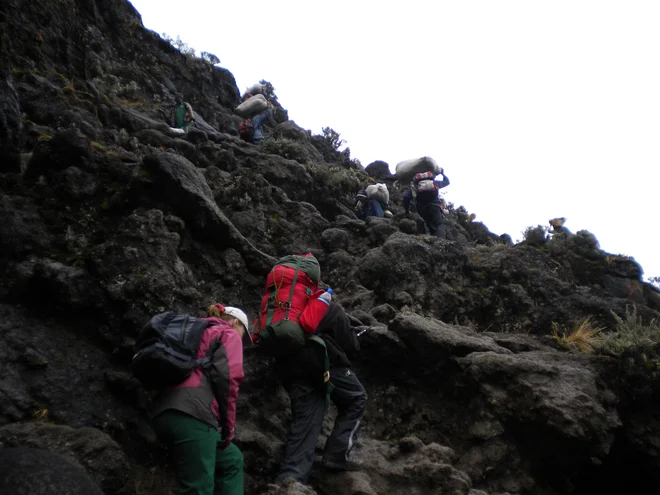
top-left (0, 76), bottom-right (22, 173)
top-left (139, 152), bottom-right (275, 274)
top-left (0, 447), bottom-right (104, 495)
top-left (1, 0), bottom-right (660, 493)
top-left (321, 227), bottom-right (349, 252)
top-left (389, 314), bottom-right (510, 365)
top-left (0, 422), bottom-right (130, 493)
top-left (25, 128), bottom-right (91, 179)
top-left (365, 160), bottom-right (392, 179)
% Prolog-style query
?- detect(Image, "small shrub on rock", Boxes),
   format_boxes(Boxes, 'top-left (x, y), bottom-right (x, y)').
top-left (310, 126), bottom-right (361, 168)
top-left (261, 138), bottom-right (314, 164)
top-left (307, 164), bottom-right (368, 205)
top-left (522, 225), bottom-right (548, 247)
top-left (597, 307), bottom-right (660, 357)
top-left (596, 307), bottom-right (660, 397)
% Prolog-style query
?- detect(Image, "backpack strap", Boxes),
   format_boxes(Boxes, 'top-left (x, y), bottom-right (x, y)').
top-left (264, 267), bottom-right (278, 328)
top-left (283, 258), bottom-right (301, 321)
top-left (307, 334), bottom-right (333, 408)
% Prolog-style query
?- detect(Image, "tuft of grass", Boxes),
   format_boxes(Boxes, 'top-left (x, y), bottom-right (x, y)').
top-left (32, 408), bottom-right (49, 422)
top-left (552, 317), bottom-right (604, 353)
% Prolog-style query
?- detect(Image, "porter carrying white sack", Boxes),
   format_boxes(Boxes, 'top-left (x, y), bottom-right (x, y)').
top-left (365, 183), bottom-right (389, 204)
top-left (235, 94), bottom-right (268, 118)
top-left (395, 156), bottom-right (443, 183)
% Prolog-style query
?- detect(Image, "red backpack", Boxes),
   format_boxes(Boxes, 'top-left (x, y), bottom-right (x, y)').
top-left (253, 254), bottom-right (321, 354)
top-left (238, 119), bottom-right (254, 141)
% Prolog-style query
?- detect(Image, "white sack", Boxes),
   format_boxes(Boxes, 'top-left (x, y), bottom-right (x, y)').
top-left (246, 83), bottom-right (264, 95)
top-left (235, 94), bottom-right (268, 118)
top-left (395, 156), bottom-right (442, 183)
top-left (365, 183), bottom-right (389, 204)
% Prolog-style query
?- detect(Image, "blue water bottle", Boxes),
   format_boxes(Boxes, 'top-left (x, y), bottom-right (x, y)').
top-left (319, 288), bottom-right (333, 305)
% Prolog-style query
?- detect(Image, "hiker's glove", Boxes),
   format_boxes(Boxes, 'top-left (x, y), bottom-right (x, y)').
top-left (220, 428), bottom-right (235, 449)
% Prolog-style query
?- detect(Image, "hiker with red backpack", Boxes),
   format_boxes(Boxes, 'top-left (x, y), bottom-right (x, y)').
top-left (250, 254), bottom-right (368, 485)
top-left (403, 168), bottom-right (450, 238)
top-left (274, 297), bottom-right (367, 483)
top-left (135, 304), bottom-right (250, 495)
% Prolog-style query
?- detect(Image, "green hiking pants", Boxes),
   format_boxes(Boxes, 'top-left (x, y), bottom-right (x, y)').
top-left (152, 410), bottom-right (244, 495)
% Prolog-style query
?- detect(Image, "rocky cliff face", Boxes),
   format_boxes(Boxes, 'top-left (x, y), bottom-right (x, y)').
top-left (1, 1), bottom-right (660, 494)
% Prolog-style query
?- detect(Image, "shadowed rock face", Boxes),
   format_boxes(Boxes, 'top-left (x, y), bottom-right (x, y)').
top-left (1, 0), bottom-right (660, 494)
top-left (0, 423), bottom-right (130, 493)
top-left (0, 447), bottom-right (104, 495)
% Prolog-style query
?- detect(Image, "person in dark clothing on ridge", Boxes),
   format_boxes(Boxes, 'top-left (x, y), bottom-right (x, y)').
top-left (403, 169), bottom-right (450, 238)
top-left (549, 217), bottom-right (572, 237)
top-left (274, 302), bottom-right (368, 485)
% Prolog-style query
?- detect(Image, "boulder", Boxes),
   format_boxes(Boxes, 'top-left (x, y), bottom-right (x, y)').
top-left (26, 128), bottom-right (91, 178)
top-left (0, 447), bottom-right (104, 495)
top-left (457, 350), bottom-right (621, 463)
top-left (389, 314), bottom-right (511, 365)
top-left (0, 423), bottom-right (130, 493)
top-left (139, 153), bottom-right (276, 274)
top-left (321, 228), bottom-right (349, 252)
top-left (52, 165), bottom-right (98, 199)
top-left (365, 160), bottom-right (392, 179)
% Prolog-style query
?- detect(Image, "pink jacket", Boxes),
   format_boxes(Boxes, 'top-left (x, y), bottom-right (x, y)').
top-left (151, 318), bottom-right (245, 442)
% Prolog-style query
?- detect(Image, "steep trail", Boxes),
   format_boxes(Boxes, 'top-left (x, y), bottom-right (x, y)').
top-left (1, 1), bottom-right (660, 494)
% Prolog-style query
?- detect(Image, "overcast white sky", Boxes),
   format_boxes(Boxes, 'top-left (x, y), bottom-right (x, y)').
top-left (129, 0), bottom-right (659, 279)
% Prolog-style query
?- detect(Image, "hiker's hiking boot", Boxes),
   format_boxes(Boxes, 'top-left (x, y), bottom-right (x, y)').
top-left (320, 457), bottom-right (363, 472)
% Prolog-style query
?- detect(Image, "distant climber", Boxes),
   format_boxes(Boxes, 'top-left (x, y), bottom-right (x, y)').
top-left (355, 183), bottom-right (393, 219)
top-left (170, 94), bottom-right (195, 133)
top-left (148, 304), bottom-right (249, 495)
top-left (403, 168), bottom-right (450, 238)
top-left (249, 101), bottom-right (275, 144)
top-left (274, 298), bottom-right (368, 484)
top-left (242, 82), bottom-right (264, 102)
top-left (549, 217), bottom-right (572, 236)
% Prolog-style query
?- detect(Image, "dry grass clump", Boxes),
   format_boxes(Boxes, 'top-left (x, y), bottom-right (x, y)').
top-left (552, 317), bottom-right (604, 353)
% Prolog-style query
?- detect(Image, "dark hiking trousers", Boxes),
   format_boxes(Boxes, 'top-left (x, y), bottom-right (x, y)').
top-left (275, 367), bottom-right (367, 484)
top-left (152, 410), bottom-right (244, 495)
top-left (419, 203), bottom-right (446, 238)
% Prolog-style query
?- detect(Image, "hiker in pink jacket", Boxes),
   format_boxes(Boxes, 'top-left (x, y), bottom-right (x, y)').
top-left (151, 304), bottom-right (249, 495)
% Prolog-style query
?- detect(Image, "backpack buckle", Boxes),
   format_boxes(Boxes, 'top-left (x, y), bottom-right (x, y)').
top-left (323, 371), bottom-right (330, 383)
top-left (277, 302), bottom-right (291, 309)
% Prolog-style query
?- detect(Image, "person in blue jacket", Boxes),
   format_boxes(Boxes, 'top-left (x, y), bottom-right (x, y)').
top-left (355, 189), bottom-right (393, 220)
top-left (403, 169), bottom-right (450, 238)
top-left (250, 101), bottom-right (274, 144)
